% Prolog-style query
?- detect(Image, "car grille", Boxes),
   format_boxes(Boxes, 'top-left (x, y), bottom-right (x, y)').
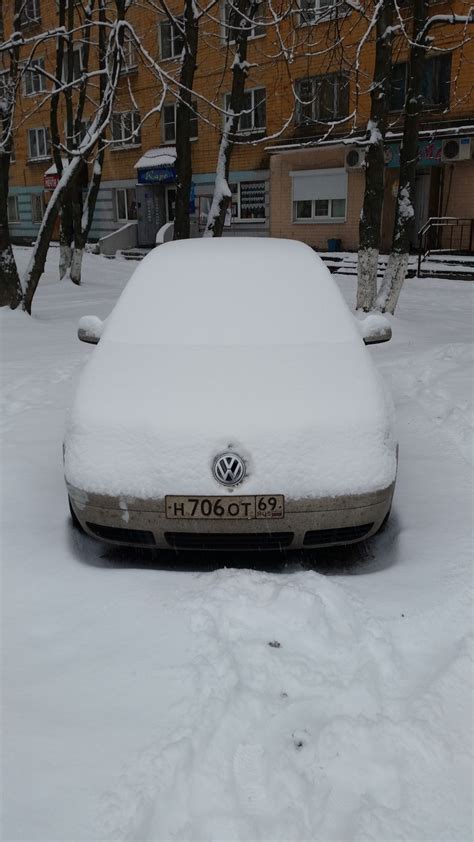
top-left (86, 523), bottom-right (156, 545)
top-left (164, 532), bottom-right (294, 551)
top-left (303, 523), bottom-right (374, 546)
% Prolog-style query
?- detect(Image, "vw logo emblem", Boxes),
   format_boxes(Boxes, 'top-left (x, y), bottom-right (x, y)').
top-left (213, 452), bottom-right (246, 486)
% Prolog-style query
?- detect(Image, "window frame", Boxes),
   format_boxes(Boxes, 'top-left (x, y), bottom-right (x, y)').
top-left (297, 0), bottom-right (340, 26)
top-left (295, 72), bottom-right (349, 125)
top-left (293, 197), bottom-right (346, 223)
top-left (23, 57), bottom-right (46, 96)
top-left (224, 86), bottom-right (266, 134)
top-left (7, 195), bottom-right (20, 224)
top-left (31, 192), bottom-right (46, 223)
top-left (119, 33), bottom-right (138, 73)
top-left (159, 17), bottom-right (184, 60)
top-left (20, 0), bottom-right (41, 27)
top-left (61, 44), bottom-right (85, 83)
top-left (110, 110), bottom-right (141, 148)
top-left (115, 187), bottom-right (138, 223)
top-left (222, 0), bottom-right (265, 43)
top-left (389, 54), bottom-right (452, 112)
top-left (162, 100), bottom-right (198, 143)
top-left (236, 179), bottom-right (267, 222)
top-left (27, 126), bottom-right (50, 161)
top-left (292, 169), bottom-right (347, 223)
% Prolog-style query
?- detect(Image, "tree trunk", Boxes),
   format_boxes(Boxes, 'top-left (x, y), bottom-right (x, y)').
top-left (0, 153), bottom-right (22, 309)
top-left (0, 0), bottom-right (23, 308)
top-left (203, 0), bottom-right (257, 237)
top-left (173, 0), bottom-right (199, 241)
top-left (377, 0), bottom-right (429, 314)
top-left (59, 200), bottom-right (74, 279)
top-left (357, 0), bottom-right (394, 311)
top-left (69, 1), bottom-right (107, 284)
top-left (70, 185), bottom-right (83, 285)
top-left (22, 159), bottom-right (82, 313)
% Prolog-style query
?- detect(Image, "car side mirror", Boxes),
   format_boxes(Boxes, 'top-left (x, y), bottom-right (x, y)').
top-left (357, 314), bottom-right (392, 345)
top-left (78, 315), bottom-right (104, 345)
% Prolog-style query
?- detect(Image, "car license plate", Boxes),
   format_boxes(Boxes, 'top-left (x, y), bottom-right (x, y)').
top-left (165, 495), bottom-right (285, 520)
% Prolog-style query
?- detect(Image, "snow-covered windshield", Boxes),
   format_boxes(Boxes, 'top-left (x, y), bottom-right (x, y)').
top-left (103, 239), bottom-right (359, 347)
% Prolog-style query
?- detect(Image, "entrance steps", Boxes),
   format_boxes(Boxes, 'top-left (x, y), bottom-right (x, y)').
top-left (110, 245), bottom-right (473, 280)
top-left (319, 252), bottom-right (474, 281)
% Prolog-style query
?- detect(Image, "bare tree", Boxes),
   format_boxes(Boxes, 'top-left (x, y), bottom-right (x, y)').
top-left (0, 0), bottom-right (23, 309)
top-left (203, 0), bottom-right (261, 237)
top-left (22, 0), bottom-right (130, 312)
top-left (377, 1), bottom-right (474, 313)
top-left (172, 0), bottom-right (199, 240)
top-left (356, 0), bottom-right (394, 312)
top-left (376, 0), bottom-right (429, 314)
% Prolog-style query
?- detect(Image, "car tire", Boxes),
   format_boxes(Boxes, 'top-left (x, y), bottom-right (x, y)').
top-left (68, 496), bottom-right (84, 532)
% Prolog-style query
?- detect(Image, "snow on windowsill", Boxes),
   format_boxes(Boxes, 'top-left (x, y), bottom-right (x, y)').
top-left (111, 144), bottom-right (142, 152)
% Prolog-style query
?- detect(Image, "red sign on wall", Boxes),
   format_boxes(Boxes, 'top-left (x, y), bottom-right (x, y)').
top-left (44, 174), bottom-right (59, 190)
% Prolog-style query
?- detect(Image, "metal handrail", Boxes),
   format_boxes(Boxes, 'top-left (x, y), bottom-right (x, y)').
top-left (417, 217), bottom-right (474, 276)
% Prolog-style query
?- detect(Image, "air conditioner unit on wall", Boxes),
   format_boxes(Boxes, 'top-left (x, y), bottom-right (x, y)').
top-left (345, 148), bottom-right (366, 170)
top-left (441, 137), bottom-right (472, 162)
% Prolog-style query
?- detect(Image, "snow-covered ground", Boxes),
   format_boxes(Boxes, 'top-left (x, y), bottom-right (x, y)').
top-left (2, 246), bottom-right (473, 842)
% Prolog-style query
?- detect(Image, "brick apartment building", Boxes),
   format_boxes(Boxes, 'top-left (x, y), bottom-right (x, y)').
top-left (4, 0), bottom-right (474, 253)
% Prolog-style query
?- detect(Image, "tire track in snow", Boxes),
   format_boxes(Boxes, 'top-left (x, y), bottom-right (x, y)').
top-left (96, 571), bottom-right (405, 841)
top-left (97, 570), bottom-right (471, 841)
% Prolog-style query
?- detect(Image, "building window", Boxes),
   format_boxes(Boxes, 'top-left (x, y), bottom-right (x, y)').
top-left (295, 73), bottom-right (349, 124)
top-left (115, 187), bottom-right (137, 222)
top-left (390, 62), bottom-right (407, 111)
top-left (20, 0), bottom-right (41, 26)
top-left (28, 127), bottom-right (50, 160)
top-left (65, 119), bottom-right (91, 146)
top-left (162, 101), bottom-right (198, 143)
top-left (8, 195), bottom-right (20, 223)
top-left (24, 57), bottom-right (46, 95)
top-left (111, 111), bottom-right (141, 146)
top-left (62, 45), bottom-right (85, 82)
top-left (223, 0), bottom-right (265, 42)
top-left (298, 0), bottom-right (339, 25)
top-left (120, 34), bottom-right (138, 73)
top-left (390, 54), bottom-right (452, 111)
top-left (31, 192), bottom-right (46, 223)
top-left (238, 180), bottom-right (266, 220)
top-left (160, 17), bottom-right (184, 59)
top-left (224, 87), bottom-right (266, 133)
top-left (292, 168), bottom-right (347, 221)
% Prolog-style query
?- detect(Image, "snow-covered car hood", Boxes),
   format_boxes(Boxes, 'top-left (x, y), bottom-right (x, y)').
top-left (64, 339), bottom-right (397, 500)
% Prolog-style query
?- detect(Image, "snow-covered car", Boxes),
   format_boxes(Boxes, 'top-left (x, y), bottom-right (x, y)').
top-left (65, 238), bottom-right (397, 551)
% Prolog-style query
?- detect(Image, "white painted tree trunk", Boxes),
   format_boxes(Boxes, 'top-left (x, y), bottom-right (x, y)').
top-left (357, 247), bottom-right (379, 311)
top-left (376, 252), bottom-right (409, 314)
top-left (203, 130), bottom-right (231, 238)
top-left (59, 244), bottom-right (72, 280)
top-left (69, 247), bottom-right (83, 285)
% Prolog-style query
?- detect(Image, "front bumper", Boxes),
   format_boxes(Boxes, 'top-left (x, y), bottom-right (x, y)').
top-left (67, 483), bottom-right (395, 550)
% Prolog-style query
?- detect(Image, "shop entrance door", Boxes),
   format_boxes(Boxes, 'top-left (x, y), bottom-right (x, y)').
top-left (136, 184), bottom-right (165, 246)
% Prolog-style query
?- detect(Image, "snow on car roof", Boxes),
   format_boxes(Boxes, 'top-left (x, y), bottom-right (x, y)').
top-left (103, 238), bottom-right (359, 347)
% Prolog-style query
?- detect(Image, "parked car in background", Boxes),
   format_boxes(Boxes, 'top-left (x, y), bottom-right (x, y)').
top-left (65, 238), bottom-right (397, 551)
